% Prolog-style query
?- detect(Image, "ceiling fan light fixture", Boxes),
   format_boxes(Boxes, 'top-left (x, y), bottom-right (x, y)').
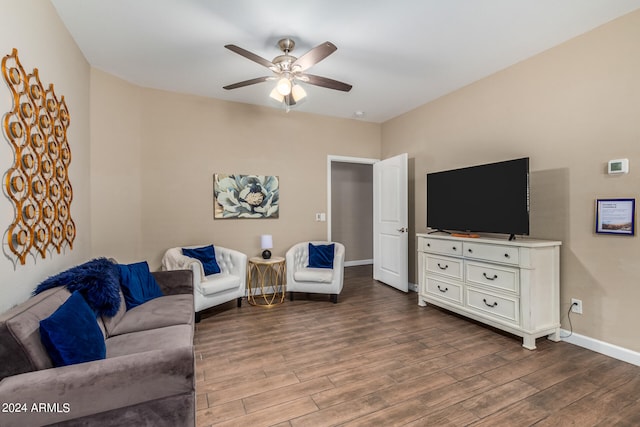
top-left (269, 88), bottom-right (284, 103)
top-left (276, 77), bottom-right (292, 96)
top-left (223, 38), bottom-right (351, 112)
top-left (291, 84), bottom-right (307, 103)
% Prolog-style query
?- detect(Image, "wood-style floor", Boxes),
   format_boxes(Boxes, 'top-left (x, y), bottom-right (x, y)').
top-left (194, 265), bottom-right (640, 426)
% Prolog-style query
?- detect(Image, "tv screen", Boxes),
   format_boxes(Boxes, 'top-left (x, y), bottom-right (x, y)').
top-left (426, 157), bottom-right (530, 237)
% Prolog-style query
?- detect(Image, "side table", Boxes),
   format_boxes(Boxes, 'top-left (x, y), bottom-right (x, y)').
top-left (247, 256), bottom-right (286, 306)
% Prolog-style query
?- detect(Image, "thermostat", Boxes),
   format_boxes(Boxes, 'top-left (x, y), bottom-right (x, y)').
top-left (608, 158), bottom-right (629, 174)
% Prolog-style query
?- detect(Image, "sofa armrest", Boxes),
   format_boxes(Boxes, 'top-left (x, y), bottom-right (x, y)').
top-left (0, 345), bottom-right (194, 427)
top-left (152, 270), bottom-right (193, 295)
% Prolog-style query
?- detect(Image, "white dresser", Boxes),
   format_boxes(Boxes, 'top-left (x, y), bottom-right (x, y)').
top-left (417, 233), bottom-right (561, 349)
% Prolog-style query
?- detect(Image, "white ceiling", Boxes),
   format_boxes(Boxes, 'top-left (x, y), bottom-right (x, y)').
top-left (51, 0), bottom-right (640, 123)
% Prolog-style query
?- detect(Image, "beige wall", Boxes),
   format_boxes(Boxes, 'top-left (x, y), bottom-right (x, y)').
top-left (331, 162), bottom-right (373, 262)
top-left (0, 0), bottom-right (91, 313)
top-left (89, 74), bottom-right (381, 268)
top-left (382, 11), bottom-right (640, 351)
top-left (90, 70), bottom-right (142, 261)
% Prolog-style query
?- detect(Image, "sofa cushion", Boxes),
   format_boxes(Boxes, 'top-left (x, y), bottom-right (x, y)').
top-left (200, 273), bottom-right (241, 296)
top-left (308, 243), bottom-right (335, 269)
top-left (39, 291), bottom-right (106, 367)
top-left (152, 270), bottom-right (194, 296)
top-left (294, 268), bottom-right (334, 283)
top-left (106, 294), bottom-right (194, 337)
top-left (105, 324), bottom-right (193, 358)
top-left (182, 245), bottom-right (221, 275)
top-left (118, 261), bottom-right (164, 310)
top-left (33, 258), bottom-right (121, 317)
top-left (101, 289), bottom-right (127, 335)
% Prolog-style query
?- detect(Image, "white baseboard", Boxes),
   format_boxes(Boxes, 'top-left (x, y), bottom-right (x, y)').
top-left (344, 259), bottom-right (373, 267)
top-left (561, 329), bottom-right (640, 366)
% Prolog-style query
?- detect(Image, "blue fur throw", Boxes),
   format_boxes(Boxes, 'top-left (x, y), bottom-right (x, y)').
top-left (34, 258), bottom-right (121, 317)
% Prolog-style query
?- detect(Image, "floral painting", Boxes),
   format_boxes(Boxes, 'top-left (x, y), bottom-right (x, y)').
top-left (214, 174), bottom-right (279, 219)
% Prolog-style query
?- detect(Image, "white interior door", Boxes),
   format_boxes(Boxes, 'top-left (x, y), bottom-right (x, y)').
top-left (373, 153), bottom-right (408, 292)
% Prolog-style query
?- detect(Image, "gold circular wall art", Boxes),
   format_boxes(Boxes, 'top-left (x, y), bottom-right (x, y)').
top-left (1, 48), bottom-right (75, 265)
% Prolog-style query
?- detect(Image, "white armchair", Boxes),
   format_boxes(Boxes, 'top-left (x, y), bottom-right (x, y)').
top-left (285, 241), bottom-right (345, 303)
top-left (162, 245), bottom-right (247, 322)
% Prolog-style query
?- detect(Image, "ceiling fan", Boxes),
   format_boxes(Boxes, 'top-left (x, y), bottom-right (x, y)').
top-left (223, 38), bottom-right (352, 107)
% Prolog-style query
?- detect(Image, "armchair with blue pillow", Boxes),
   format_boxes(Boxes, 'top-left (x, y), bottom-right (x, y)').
top-left (286, 241), bottom-right (345, 303)
top-left (162, 244), bottom-right (247, 322)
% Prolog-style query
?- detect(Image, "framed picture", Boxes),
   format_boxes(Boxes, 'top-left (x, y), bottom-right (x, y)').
top-left (214, 174), bottom-right (279, 219)
top-left (595, 198), bottom-right (635, 235)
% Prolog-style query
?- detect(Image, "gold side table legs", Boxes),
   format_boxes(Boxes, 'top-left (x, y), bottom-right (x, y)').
top-left (247, 256), bottom-right (286, 306)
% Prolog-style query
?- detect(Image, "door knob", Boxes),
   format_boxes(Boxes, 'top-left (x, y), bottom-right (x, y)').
top-left (397, 227), bottom-right (408, 233)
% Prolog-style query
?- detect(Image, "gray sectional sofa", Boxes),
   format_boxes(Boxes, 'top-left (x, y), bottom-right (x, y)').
top-left (0, 269), bottom-right (195, 427)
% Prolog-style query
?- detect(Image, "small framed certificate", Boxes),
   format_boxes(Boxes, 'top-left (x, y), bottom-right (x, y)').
top-left (595, 198), bottom-right (635, 236)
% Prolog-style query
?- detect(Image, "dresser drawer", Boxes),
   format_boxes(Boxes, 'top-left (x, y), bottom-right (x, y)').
top-left (466, 287), bottom-right (519, 325)
top-left (419, 237), bottom-right (462, 256)
top-left (425, 254), bottom-right (463, 280)
top-left (463, 242), bottom-right (519, 265)
top-left (424, 277), bottom-right (463, 306)
top-left (465, 261), bottom-right (519, 294)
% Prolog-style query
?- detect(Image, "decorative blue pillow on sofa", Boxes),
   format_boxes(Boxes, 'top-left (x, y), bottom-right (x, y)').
top-left (117, 261), bottom-right (164, 310)
top-left (39, 291), bottom-right (106, 367)
top-left (182, 245), bottom-right (221, 276)
top-left (308, 243), bottom-right (335, 269)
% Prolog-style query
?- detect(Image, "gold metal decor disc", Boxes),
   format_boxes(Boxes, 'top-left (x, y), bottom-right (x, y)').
top-left (11, 176), bottom-right (24, 192)
top-left (16, 230), bottom-right (28, 245)
top-left (9, 122), bottom-right (23, 138)
top-left (9, 68), bottom-right (21, 84)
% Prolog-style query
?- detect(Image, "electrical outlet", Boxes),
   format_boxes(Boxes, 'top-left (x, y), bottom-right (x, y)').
top-left (571, 298), bottom-right (583, 314)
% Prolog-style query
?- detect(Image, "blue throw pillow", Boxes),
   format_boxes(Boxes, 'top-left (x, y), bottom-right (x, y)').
top-left (182, 245), bottom-right (221, 275)
top-left (39, 291), bottom-right (106, 367)
top-left (33, 258), bottom-right (121, 317)
top-left (308, 243), bottom-right (335, 269)
top-left (118, 261), bottom-right (164, 310)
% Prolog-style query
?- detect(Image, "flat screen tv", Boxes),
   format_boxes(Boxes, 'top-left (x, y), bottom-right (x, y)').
top-left (426, 157), bottom-right (530, 238)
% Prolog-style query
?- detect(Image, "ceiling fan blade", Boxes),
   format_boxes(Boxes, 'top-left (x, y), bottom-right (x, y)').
top-left (224, 44), bottom-right (275, 69)
top-left (302, 74), bottom-right (352, 92)
top-left (223, 76), bottom-right (271, 90)
top-left (292, 41), bottom-right (337, 71)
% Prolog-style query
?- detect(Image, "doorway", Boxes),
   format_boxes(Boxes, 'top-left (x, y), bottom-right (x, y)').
top-left (327, 156), bottom-right (376, 267)
top-left (327, 154), bottom-right (409, 292)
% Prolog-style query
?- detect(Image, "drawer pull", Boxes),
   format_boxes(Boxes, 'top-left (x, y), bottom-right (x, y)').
top-left (437, 285), bottom-right (448, 293)
top-left (504, 253), bottom-right (510, 258)
top-left (452, 246), bottom-right (457, 251)
top-left (427, 243), bottom-right (431, 247)
top-left (483, 298), bottom-right (498, 308)
top-left (482, 272), bottom-right (498, 281)
top-left (437, 263), bottom-right (448, 270)
top-left (468, 248), bottom-right (473, 253)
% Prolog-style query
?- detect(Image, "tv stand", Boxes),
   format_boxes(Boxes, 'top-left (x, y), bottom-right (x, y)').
top-left (417, 233), bottom-right (561, 350)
